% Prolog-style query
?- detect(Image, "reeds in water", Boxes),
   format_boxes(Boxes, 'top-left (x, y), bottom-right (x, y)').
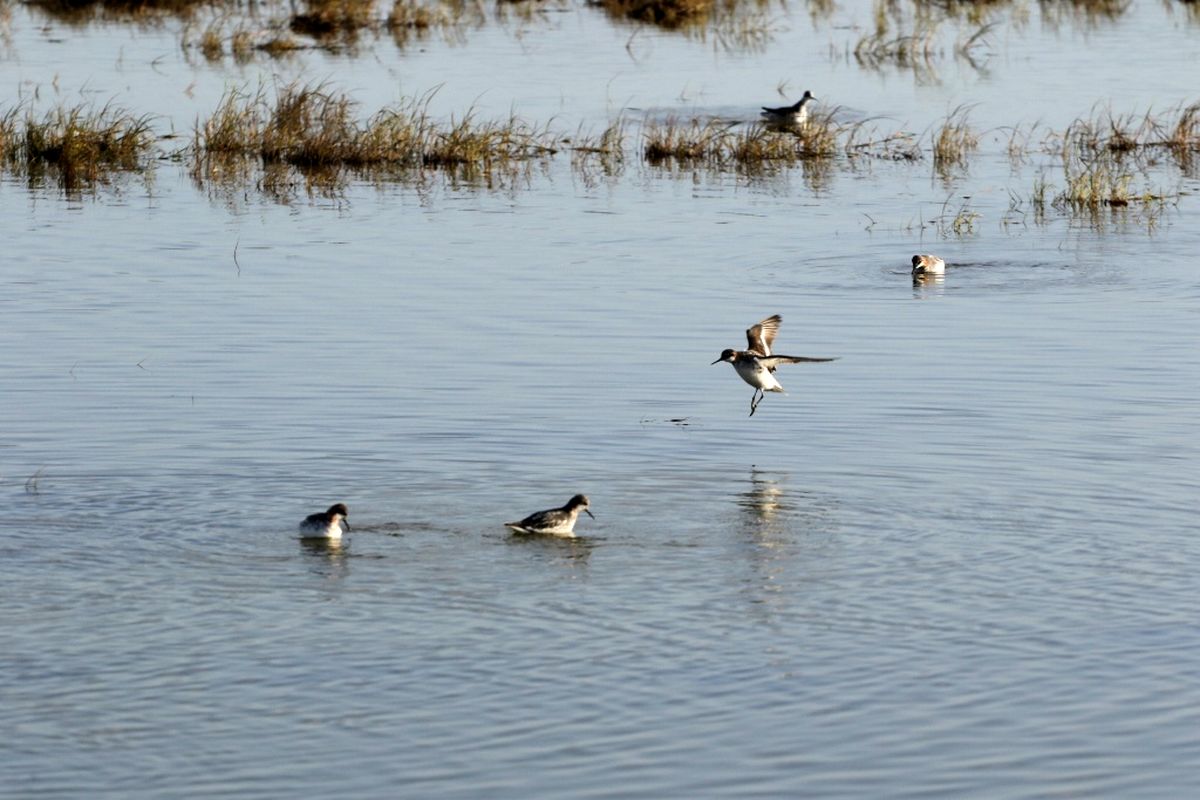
top-left (643, 111), bottom-right (841, 170)
top-left (192, 83), bottom-right (563, 195)
top-left (597, 0), bottom-right (714, 29)
top-left (0, 102), bottom-right (154, 192)
top-left (932, 105), bottom-right (978, 174)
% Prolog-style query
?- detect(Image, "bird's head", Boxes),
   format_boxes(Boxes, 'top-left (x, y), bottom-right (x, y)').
top-left (711, 349), bottom-right (737, 365)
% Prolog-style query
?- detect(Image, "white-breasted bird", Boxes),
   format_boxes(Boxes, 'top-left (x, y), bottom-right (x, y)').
top-left (299, 503), bottom-right (350, 539)
top-left (505, 494), bottom-right (594, 537)
top-left (911, 254), bottom-right (946, 276)
top-left (712, 315), bottom-right (837, 417)
top-left (761, 90), bottom-right (817, 127)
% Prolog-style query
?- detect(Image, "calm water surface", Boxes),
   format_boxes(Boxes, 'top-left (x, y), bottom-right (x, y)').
top-left (2, 1), bottom-right (1199, 797)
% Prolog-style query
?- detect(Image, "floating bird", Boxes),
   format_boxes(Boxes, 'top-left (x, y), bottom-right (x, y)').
top-left (299, 503), bottom-right (350, 539)
top-left (712, 315), bottom-right (837, 417)
top-left (911, 254), bottom-right (946, 276)
top-left (505, 494), bottom-right (594, 537)
top-left (761, 90), bottom-right (817, 127)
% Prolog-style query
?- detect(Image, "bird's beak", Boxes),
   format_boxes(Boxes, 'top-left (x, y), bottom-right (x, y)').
top-left (343, 520), bottom-right (351, 532)
top-left (711, 358), bottom-right (722, 365)
top-left (585, 509), bottom-right (596, 520)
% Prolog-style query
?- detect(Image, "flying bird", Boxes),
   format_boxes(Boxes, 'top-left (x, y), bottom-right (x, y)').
top-left (712, 315), bottom-right (837, 417)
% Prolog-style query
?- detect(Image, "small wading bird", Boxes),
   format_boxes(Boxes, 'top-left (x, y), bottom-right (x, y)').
top-left (299, 503), bottom-right (350, 539)
top-left (911, 254), bottom-right (946, 276)
top-left (505, 494), bottom-right (594, 537)
top-left (761, 90), bottom-right (817, 127)
top-left (712, 315), bottom-right (837, 417)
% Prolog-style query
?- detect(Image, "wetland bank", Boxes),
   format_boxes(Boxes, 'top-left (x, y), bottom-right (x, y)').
top-left (2, 1), bottom-right (1199, 798)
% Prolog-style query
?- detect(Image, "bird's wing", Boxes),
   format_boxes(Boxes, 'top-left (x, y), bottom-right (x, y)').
top-left (746, 315), bottom-right (782, 356)
top-left (759, 354), bottom-right (838, 368)
top-left (508, 508), bottom-right (564, 530)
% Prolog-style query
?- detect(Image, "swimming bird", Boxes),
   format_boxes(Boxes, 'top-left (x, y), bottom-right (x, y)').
top-left (911, 254), bottom-right (946, 276)
top-left (761, 90), bottom-right (817, 127)
top-left (712, 315), bottom-right (837, 417)
top-left (299, 503), bottom-right (350, 539)
top-left (505, 494), bottom-right (594, 537)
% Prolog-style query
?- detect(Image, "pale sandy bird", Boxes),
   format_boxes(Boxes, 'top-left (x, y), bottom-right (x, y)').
top-left (299, 503), bottom-right (350, 539)
top-left (761, 90), bottom-right (817, 127)
top-left (506, 494), bottom-right (594, 537)
top-left (911, 254), bottom-right (946, 276)
top-left (712, 315), bottom-right (837, 417)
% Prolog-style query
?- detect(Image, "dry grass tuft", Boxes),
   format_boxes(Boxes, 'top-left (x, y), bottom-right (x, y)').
top-left (1, 102), bottom-right (154, 192)
top-left (27, 0), bottom-right (225, 22)
top-left (642, 118), bottom-right (729, 163)
top-left (192, 83), bottom-right (563, 196)
top-left (290, 0), bottom-right (376, 40)
top-left (598, 0), bottom-right (714, 29)
top-left (932, 105), bottom-right (978, 171)
top-left (641, 111), bottom-right (846, 175)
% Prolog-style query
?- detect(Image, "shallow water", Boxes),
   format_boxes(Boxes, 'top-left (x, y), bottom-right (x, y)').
top-left (3, 1), bottom-right (1200, 797)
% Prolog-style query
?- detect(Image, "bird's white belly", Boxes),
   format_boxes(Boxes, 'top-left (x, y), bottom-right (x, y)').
top-left (735, 361), bottom-right (784, 392)
top-left (300, 520), bottom-right (344, 539)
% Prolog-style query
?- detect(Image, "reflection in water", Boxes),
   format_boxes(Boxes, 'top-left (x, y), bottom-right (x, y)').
top-left (737, 469), bottom-right (792, 538)
top-left (299, 536), bottom-right (351, 583)
top-left (913, 271), bottom-right (946, 298)
top-left (735, 469), bottom-right (839, 618)
top-left (507, 531), bottom-right (594, 573)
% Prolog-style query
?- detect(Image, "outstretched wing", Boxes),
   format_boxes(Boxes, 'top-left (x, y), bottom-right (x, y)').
top-left (746, 315), bottom-right (783, 356)
top-left (759, 354), bottom-right (838, 371)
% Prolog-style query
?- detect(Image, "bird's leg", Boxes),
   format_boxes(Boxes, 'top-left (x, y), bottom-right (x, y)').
top-left (749, 389), bottom-right (761, 417)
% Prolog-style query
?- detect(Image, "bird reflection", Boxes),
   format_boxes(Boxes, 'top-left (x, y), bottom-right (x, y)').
top-left (299, 535), bottom-right (350, 582)
top-left (734, 469), bottom-right (840, 619)
top-left (507, 531), bottom-right (594, 571)
top-left (738, 468), bottom-right (791, 532)
top-left (912, 271), bottom-right (946, 298)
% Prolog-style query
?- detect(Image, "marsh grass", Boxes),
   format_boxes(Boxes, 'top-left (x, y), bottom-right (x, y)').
top-left (27, 0), bottom-right (231, 22)
top-left (598, 0), bottom-right (714, 29)
top-left (642, 118), bottom-right (731, 163)
top-left (936, 194), bottom-right (980, 237)
top-left (642, 110), bottom-right (842, 171)
top-left (1, 103), bottom-right (154, 192)
top-left (569, 120), bottom-right (627, 185)
top-left (290, 0), bottom-right (375, 41)
top-left (932, 105), bottom-right (978, 175)
top-left (1040, 0), bottom-right (1130, 30)
top-left (198, 19), bottom-right (224, 58)
top-left (193, 84), bottom-right (563, 195)
top-left (854, 26), bottom-right (938, 69)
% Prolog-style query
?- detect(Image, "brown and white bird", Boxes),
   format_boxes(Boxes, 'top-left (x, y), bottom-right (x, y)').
top-left (711, 315), bottom-right (837, 417)
top-left (505, 494), bottom-right (595, 537)
top-left (911, 254), bottom-right (946, 276)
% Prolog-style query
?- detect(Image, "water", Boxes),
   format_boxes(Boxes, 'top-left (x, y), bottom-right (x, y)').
top-left (3, 1), bottom-right (1200, 797)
